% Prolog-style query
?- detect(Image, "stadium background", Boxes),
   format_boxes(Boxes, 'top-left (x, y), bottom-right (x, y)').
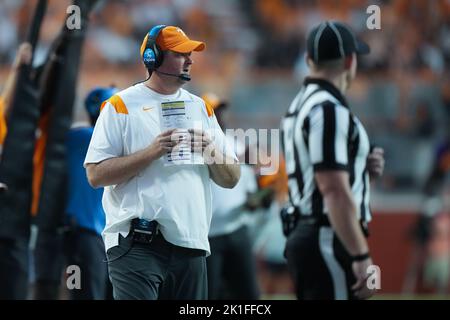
top-left (0, 0), bottom-right (449, 299)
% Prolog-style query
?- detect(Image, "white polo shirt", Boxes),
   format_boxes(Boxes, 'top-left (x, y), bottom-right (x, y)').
top-left (84, 83), bottom-right (235, 254)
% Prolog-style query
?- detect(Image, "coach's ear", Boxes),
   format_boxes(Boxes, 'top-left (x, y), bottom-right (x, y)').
top-left (305, 54), bottom-right (314, 68)
top-left (344, 55), bottom-right (353, 70)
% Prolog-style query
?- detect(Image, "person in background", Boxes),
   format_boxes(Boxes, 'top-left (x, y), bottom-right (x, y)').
top-left (203, 92), bottom-right (260, 300)
top-left (64, 86), bottom-right (118, 299)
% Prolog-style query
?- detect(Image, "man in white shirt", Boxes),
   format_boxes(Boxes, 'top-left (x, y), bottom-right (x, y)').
top-left (84, 25), bottom-right (240, 300)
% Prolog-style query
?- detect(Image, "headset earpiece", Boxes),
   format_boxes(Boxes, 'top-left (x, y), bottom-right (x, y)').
top-left (142, 24), bottom-right (166, 70)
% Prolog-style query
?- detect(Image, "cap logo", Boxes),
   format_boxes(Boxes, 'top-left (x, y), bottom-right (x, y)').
top-left (176, 28), bottom-right (186, 36)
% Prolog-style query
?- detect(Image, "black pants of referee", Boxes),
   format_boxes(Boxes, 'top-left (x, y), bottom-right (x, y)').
top-left (207, 225), bottom-right (260, 300)
top-left (285, 222), bottom-right (359, 300)
top-left (107, 232), bottom-right (207, 300)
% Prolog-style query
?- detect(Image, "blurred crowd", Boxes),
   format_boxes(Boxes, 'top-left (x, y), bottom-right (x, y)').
top-left (0, 0), bottom-right (449, 188)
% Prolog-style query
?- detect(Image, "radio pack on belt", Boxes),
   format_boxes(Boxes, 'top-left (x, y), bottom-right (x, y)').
top-left (280, 204), bottom-right (300, 237)
top-left (131, 218), bottom-right (158, 244)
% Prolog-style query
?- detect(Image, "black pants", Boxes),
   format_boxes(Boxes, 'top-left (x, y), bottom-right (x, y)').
top-left (65, 228), bottom-right (111, 299)
top-left (284, 223), bottom-right (358, 300)
top-left (34, 227), bottom-right (111, 300)
top-left (107, 232), bottom-right (207, 300)
top-left (207, 226), bottom-right (260, 300)
top-left (0, 236), bottom-right (29, 299)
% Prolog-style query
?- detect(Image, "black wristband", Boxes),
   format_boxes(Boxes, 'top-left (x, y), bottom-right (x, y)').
top-left (351, 252), bottom-right (370, 262)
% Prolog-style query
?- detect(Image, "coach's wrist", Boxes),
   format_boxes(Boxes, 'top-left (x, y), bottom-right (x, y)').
top-left (147, 143), bottom-right (165, 162)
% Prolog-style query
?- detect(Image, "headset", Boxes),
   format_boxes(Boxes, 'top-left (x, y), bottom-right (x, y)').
top-left (140, 24), bottom-right (191, 82)
top-left (142, 24), bottom-right (166, 71)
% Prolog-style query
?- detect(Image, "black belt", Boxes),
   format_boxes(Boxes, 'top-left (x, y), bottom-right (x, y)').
top-left (297, 215), bottom-right (369, 237)
top-left (297, 215), bottom-right (331, 226)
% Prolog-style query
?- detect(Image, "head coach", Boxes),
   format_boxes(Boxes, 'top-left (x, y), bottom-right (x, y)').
top-left (84, 25), bottom-right (240, 300)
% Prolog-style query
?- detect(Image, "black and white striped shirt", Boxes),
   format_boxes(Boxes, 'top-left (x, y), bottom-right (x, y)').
top-left (281, 78), bottom-right (371, 223)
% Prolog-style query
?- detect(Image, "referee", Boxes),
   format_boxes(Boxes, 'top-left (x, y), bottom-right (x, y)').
top-left (281, 21), bottom-right (385, 300)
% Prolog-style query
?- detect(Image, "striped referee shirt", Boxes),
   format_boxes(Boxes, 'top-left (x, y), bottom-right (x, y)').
top-left (281, 78), bottom-right (371, 223)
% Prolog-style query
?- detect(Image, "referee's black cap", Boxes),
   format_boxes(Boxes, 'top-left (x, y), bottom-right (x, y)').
top-left (307, 21), bottom-right (370, 63)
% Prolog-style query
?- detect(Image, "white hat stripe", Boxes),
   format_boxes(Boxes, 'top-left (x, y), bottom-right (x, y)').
top-left (314, 23), bottom-right (328, 62)
top-left (328, 21), bottom-right (345, 58)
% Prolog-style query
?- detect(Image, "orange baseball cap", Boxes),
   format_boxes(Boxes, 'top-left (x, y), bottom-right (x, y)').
top-left (140, 26), bottom-right (205, 57)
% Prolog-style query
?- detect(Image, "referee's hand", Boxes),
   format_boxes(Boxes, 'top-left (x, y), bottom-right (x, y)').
top-left (351, 257), bottom-right (376, 299)
top-left (367, 147), bottom-right (384, 179)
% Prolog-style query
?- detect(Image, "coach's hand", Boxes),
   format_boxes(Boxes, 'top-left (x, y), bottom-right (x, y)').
top-left (367, 147), bottom-right (384, 179)
top-left (149, 129), bottom-right (180, 158)
top-left (188, 129), bottom-right (213, 153)
top-left (351, 257), bottom-right (376, 299)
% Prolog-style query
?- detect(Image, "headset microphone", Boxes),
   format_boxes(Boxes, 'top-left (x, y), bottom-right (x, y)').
top-left (155, 70), bottom-right (191, 81)
top-left (178, 74), bottom-right (191, 82)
